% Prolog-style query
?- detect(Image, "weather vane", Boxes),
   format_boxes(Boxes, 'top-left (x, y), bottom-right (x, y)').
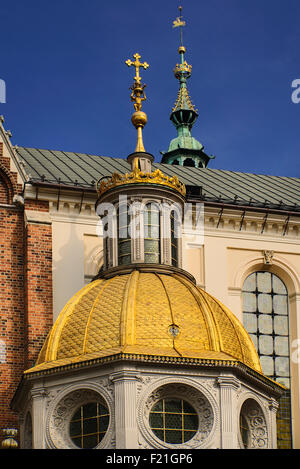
top-left (125, 53), bottom-right (150, 154)
top-left (173, 5), bottom-right (186, 48)
top-left (172, 6), bottom-right (192, 82)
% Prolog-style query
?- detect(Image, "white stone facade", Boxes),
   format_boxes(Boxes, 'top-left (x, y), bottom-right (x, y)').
top-left (17, 362), bottom-right (280, 449)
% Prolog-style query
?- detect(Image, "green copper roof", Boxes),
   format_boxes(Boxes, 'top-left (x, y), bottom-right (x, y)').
top-left (14, 147), bottom-right (300, 212)
top-left (167, 134), bottom-right (203, 153)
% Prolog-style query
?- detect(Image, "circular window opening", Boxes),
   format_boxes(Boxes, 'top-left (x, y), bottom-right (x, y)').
top-left (149, 398), bottom-right (198, 444)
top-left (70, 402), bottom-right (109, 449)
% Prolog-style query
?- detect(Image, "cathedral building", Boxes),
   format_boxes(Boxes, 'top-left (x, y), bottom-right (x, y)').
top-left (0, 17), bottom-right (299, 449)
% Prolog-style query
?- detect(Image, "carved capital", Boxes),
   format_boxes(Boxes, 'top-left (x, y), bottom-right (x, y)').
top-left (217, 376), bottom-right (240, 391)
top-left (268, 397), bottom-right (279, 413)
top-left (31, 387), bottom-right (49, 400)
top-left (109, 370), bottom-right (138, 383)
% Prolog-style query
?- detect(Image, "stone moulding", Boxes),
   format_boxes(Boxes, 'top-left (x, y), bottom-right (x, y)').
top-left (137, 376), bottom-right (218, 449)
top-left (45, 382), bottom-right (114, 449)
top-left (22, 352), bottom-right (284, 396)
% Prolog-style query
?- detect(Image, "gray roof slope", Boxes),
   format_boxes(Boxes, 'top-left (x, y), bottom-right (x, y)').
top-left (15, 147), bottom-right (300, 211)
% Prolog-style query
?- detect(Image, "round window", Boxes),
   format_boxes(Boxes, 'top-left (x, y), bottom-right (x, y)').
top-left (149, 398), bottom-right (198, 444)
top-left (70, 402), bottom-right (109, 449)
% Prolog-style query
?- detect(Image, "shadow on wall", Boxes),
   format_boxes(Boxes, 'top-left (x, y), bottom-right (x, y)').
top-left (51, 202), bottom-right (103, 320)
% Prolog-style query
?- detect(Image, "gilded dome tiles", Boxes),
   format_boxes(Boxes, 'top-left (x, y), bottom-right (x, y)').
top-left (27, 270), bottom-right (262, 375)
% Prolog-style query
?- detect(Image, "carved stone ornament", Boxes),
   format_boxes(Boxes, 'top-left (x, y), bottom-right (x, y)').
top-left (263, 250), bottom-right (274, 265)
top-left (46, 385), bottom-right (114, 449)
top-left (239, 398), bottom-right (269, 449)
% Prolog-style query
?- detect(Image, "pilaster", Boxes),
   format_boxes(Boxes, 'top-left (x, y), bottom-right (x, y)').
top-left (217, 375), bottom-right (240, 449)
top-left (268, 398), bottom-right (279, 448)
top-left (31, 387), bottom-right (47, 449)
top-left (110, 371), bottom-right (138, 449)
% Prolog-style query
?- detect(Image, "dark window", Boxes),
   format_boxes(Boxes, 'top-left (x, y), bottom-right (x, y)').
top-left (183, 158), bottom-right (195, 167)
top-left (149, 398), bottom-right (198, 444)
top-left (170, 210), bottom-right (179, 267)
top-left (70, 402), bottom-right (109, 449)
top-left (118, 205), bottom-right (131, 265)
top-left (239, 413), bottom-right (250, 448)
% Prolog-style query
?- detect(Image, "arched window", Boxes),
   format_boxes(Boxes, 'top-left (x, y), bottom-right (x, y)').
top-left (144, 203), bottom-right (160, 263)
top-left (239, 399), bottom-right (268, 449)
top-left (0, 175), bottom-right (10, 204)
top-left (0, 164), bottom-right (16, 204)
top-left (117, 205), bottom-right (131, 265)
top-left (170, 209), bottom-right (179, 267)
top-left (101, 210), bottom-right (110, 270)
top-left (242, 271), bottom-right (292, 449)
top-left (183, 158), bottom-right (195, 167)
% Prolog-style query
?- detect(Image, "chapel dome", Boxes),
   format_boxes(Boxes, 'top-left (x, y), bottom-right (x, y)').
top-left (27, 268), bottom-right (262, 375)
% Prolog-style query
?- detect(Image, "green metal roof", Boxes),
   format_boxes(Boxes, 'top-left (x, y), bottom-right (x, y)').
top-left (15, 147), bottom-right (300, 212)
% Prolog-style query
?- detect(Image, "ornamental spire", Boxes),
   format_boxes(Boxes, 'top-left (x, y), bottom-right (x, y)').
top-left (160, 6), bottom-right (215, 168)
top-left (172, 6), bottom-right (197, 114)
top-left (125, 53), bottom-right (149, 158)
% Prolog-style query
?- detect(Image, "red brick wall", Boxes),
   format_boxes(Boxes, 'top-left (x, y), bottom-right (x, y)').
top-left (0, 204), bottom-right (25, 433)
top-left (24, 199), bottom-right (50, 212)
top-left (24, 206), bottom-right (53, 368)
top-left (0, 143), bottom-right (53, 447)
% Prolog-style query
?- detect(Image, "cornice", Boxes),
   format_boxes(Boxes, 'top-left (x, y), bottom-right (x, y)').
top-left (21, 352), bottom-right (284, 398)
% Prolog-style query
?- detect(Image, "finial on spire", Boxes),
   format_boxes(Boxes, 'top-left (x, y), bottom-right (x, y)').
top-left (125, 53), bottom-right (149, 86)
top-left (173, 5), bottom-right (186, 49)
top-left (171, 6), bottom-right (196, 112)
top-left (125, 53), bottom-right (149, 155)
top-left (172, 6), bottom-right (191, 82)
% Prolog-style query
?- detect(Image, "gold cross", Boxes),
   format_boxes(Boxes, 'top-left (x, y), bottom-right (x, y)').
top-left (125, 53), bottom-right (149, 84)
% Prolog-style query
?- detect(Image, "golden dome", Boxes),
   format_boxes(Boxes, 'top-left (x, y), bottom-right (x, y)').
top-left (25, 269), bottom-right (262, 375)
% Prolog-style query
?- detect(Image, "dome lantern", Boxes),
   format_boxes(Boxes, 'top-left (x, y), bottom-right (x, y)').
top-left (95, 52), bottom-right (186, 272)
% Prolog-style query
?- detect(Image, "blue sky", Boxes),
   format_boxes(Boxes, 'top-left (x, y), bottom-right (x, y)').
top-left (1, 0), bottom-right (299, 177)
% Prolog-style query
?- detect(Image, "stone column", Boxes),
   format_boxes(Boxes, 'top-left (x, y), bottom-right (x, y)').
top-left (130, 199), bottom-right (143, 264)
top-left (110, 371), bottom-right (138, 449)
top-left (31, 387), bottom-right (47, 449)
top-left (217, 375), bottom-right (240, 449)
